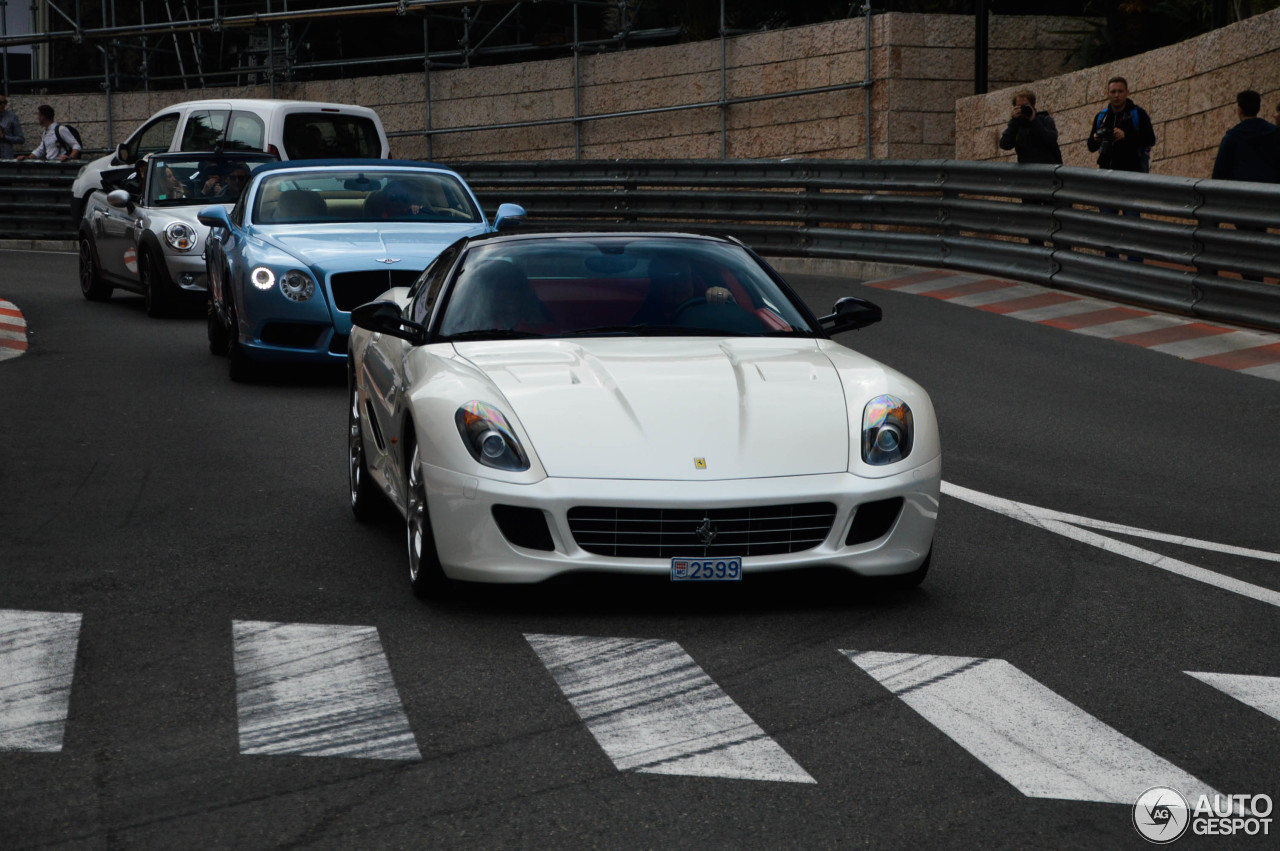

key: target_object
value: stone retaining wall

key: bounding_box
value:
[8,13,1088,163]
[956,8,1280,178]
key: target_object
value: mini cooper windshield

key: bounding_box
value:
[251,169,483,225]
[144,154,277,207]
[437,237,819,341]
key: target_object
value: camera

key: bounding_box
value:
[1017,104,1033,119]
[1096,128,1114,141]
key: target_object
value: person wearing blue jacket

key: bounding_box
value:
[1211,90,1280,184]
[1087,77,1156,172]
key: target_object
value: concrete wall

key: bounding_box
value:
[956,8,1280,178]
[9,13,1088,164]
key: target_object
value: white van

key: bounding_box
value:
[72,98,390,219]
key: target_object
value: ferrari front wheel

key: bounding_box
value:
[405,439,448,598]
[348,379,381,521]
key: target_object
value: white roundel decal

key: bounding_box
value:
[123,247,138,274]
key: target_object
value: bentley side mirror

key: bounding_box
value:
[818,296,882,334]
[197,206,233,231]
[493,203,527,232]
[351,301,428,346]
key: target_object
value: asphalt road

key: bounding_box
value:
[1,248,1278,850]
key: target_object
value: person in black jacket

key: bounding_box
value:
[1087,77,1156,172]
[999,90,1062,164]
[1211,90,1280,184]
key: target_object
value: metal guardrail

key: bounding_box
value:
[4,158,1277,331]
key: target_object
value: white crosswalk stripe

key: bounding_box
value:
[232,620,420,760]
[843,650,1222,805]
[1186,672,1280,723]
[526,633,815,783]
[0,609,82,753]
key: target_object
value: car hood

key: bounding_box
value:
[256,224,486,273]
[454,337,878,480]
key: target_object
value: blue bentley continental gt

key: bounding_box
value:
[198,159,525,381]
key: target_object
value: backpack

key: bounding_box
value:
[53,122,82,156]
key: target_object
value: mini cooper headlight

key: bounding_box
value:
[250,266,276,291]
[279,270,315,302]
[862,395,914,466]
[455,401,529,472]
[164,222,197,251]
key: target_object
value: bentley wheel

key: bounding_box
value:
[78,237,112,302]
[405,440,447,598]
[348,379,380,521]
[140,249,172,318]
[206,295,228,354]
[226,297,254,383]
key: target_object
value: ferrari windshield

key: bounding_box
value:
[145,154,277,207]
[437,237,817,340]
[251,170,482,225]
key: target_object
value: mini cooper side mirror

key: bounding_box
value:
[819,296,882,334]
[351,301,428,346]
[106,189,133,210]
[493,203,527,232]
[197,206,233,231]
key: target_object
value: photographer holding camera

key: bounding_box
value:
[999,90,1062,164]
[1087,76,1156,172]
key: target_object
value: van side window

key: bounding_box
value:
[180,110,229,151]
[123,113,180,162]
[226,112,266,151]
[283,113,381,159]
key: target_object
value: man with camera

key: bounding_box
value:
[999,90,1062,164]
[1087,77,1156,172]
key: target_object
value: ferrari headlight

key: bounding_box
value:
[862,395,913,466]
[455,401,529,472]
[164,222,197,251]
[279,270,315,302]
[250,266,275,291]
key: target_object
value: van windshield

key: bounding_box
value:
[283,113,382,159]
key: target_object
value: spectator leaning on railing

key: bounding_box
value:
[16,105,81,162]
[0,95,25,159]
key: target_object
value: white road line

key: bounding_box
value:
[526,633,815,783]
[1001,298,1108,322]
[843,650,1220,805]
[1151,331,1277,359]
[1185,672,1280,723]
[1072,315,1189,339]
[0,610,82,753]
[232,621,420,760]
[942,481,1280,609]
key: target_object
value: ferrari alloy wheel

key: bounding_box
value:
[78,237,112,302]
[405,440,447,598]
[348,380,380,521]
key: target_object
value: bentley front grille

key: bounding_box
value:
[567,502,837,558]
[328,269,422,312]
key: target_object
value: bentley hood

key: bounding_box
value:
[258,223,486,274]
[455,338,888,480]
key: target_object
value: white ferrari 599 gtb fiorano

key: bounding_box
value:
[347,231,940,596]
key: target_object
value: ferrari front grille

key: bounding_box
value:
[329,269,422,312]
[567,502,837,558]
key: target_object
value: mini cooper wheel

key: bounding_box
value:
[405,440,448,597]
[140,249,173,318]
[348,380,381,521]
[78,237,113,302]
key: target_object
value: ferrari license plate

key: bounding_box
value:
[671,557,742,582]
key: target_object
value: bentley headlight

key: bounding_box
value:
[164,222,197,251]
[456,401,529,472]
[250,266,275,291]
[862,395,914,466]
[279,270,315,302]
